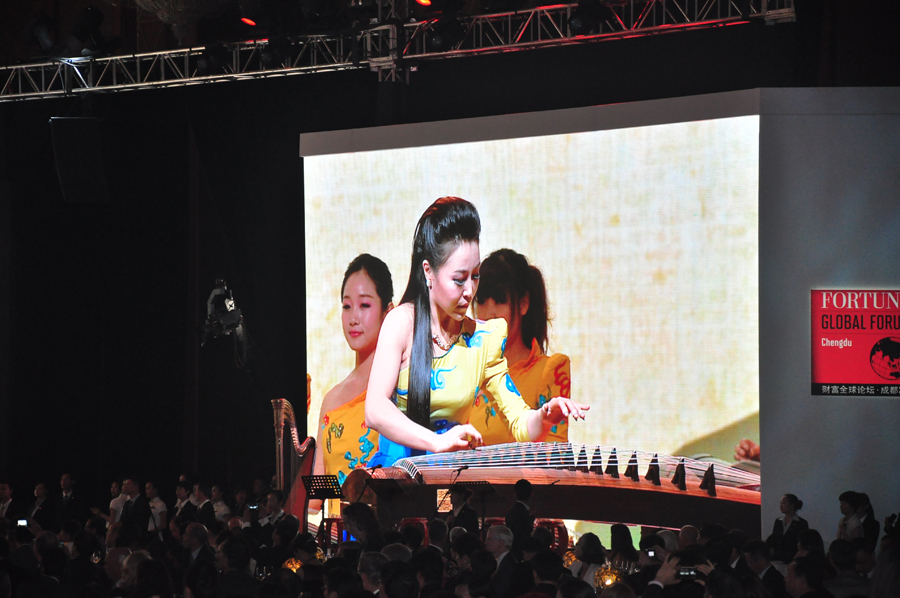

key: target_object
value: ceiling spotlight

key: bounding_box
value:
[568,0,615,36]
[428,17,466,52]
[240,0,263,27]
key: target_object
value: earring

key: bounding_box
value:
[427,280,432,290]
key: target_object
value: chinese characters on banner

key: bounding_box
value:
[811,290,900,396]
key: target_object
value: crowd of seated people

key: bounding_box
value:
[1,476,899,598]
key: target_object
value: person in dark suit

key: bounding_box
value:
[505,479,534,560]
[446,485,479,536]
[485,525,517,598]
[768,494,809,563]
[744,539,789,598]
[251,490,287,549]
[172,481,198,526]
[181,523,215,571]
[26,483,57,532]
[54,474,89,532]
[0,482,24,525]
[193,483,217,528]
[119,478,152,538]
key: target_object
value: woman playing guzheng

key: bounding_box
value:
[365,197,588,466]
[472,249,571,445]
[311,254,393,513]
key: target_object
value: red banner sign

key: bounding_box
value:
[811,290,900,396]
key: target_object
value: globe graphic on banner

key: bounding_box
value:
[870,337,900,380]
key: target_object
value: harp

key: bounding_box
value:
[271,397,316,529]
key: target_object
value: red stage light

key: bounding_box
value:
[416,0,432,5]
[241,17,257,26]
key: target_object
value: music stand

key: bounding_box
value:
[302,475,344,501]
[301,475,343,538]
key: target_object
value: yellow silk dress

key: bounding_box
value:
[471,341,571,445]
[369,317,533,466]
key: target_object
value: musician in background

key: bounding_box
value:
[473,249,571,444]
[365,197,588,465]
[505,479,534,559]
[311,254,394,515]
[446,484,479,536]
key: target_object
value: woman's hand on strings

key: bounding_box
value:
[432,424,483,453]
[541,397,590,424]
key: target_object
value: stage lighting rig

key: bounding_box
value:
[197,43,230,75]
[428,17,467,52]
[568,0,616,36]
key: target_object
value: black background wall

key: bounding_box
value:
[0,0,898,507]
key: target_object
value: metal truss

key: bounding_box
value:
[0,0,793,101]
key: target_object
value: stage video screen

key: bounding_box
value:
[303,115,760,464]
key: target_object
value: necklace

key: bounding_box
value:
[432,331,460,351]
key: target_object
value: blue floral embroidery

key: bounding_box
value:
[358,428,375,465]
[431,366,455,390]
[504,374,522,397]
[346,451,359,469]
[501,337,507,354]
[337,471,347,485]
[463,330,489,348]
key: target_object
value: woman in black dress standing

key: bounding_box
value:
[768,493,808,562]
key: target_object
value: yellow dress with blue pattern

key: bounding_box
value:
[320,392,379,484]
[470,341,571,445]
[368,317,532,466]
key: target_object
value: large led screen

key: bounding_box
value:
[303,115,760,464]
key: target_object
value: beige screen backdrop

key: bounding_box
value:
[304,116,759,460]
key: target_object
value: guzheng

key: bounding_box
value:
[342,443,761,535]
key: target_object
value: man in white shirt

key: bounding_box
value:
[211,485,232,522]
[145,481,168,539]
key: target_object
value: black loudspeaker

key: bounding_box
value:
[49,117,111,203]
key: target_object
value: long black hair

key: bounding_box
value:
[400,197,481,428]
[475,249,550,353]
